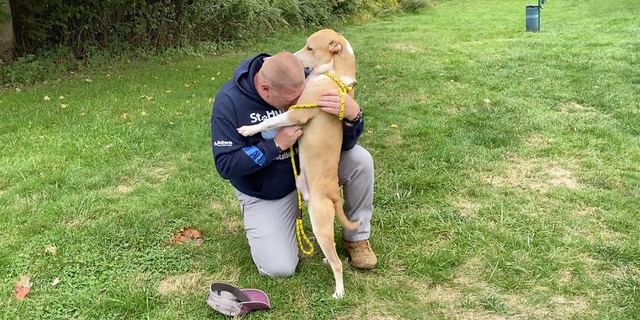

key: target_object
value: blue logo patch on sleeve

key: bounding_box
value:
[243,146,266,166]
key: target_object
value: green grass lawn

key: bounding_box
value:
[2,0,640,319]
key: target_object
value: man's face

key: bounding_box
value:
[268,84,305,111]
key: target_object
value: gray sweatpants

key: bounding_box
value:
[234,145,374,277]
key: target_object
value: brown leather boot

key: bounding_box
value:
[342,239,377,270]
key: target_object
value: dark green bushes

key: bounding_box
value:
[2,0,431,86]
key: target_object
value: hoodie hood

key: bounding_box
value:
[234,53,271,105]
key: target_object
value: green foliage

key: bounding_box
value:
[398,0,432,12]
[10,0,403,57]
[1,0,410,86]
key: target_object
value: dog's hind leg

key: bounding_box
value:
[309,196,344,299]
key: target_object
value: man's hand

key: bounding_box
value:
[317,90,360,121]
[274,126,303,150]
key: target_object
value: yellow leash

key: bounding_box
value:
[288,72,356,255]
[290,146,314,255]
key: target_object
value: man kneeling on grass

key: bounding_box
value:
[210,52,377,277]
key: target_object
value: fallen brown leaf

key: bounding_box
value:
[367,129,374,134]
[15,275,31,300]
[170,227,204,245]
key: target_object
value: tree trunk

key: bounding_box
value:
[0,0,16,62]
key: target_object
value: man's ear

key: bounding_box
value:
[328,41,342,54]
[260,82,271,97]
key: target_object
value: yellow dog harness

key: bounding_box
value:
[287,72,356,255]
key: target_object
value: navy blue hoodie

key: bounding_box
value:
[211,53,364,200]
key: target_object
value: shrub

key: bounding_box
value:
[2,0,423,86]
[398,0,432,12]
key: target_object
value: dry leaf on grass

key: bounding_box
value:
[15,275,31,300]
[44,246,58,255]
[170,227,204,245]
[52,278,60,286]
[390,124,398,128]
[367,129,374,134]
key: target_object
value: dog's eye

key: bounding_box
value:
[306,46,312,51]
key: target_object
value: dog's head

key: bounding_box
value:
[294,29,353,73]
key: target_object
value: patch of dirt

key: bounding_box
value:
[392,43,421,53]
[450,310,509,320]
[158,267,240,295]
[367,316,401,320]
[116,185,133,193]
[483,156,581,193]
[547,167,580,190]
[559,102,591,113]
[418,284,462,304]
[11,192,45,209]
[384,132,404,148]
[540,295,593,319]
[453,197,480,217]
[575,206,599,216]
[211,200,224,210]
[572,207,625,244]
[443,106,459,114]
[453,258,489,288]
[63,218,87,229]
[148,166,176,182]
[158,272,205,294]
[452,38,519,49]
[558,269,574,286]
[221,215,243,234]
[525,134,551,148]
[410,256,597,319]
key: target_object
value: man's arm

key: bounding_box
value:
[342,116,364,150]
[211,95,281,179]
[212,115,281,179]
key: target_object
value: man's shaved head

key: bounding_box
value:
[260,52,305,91]
[254,51,306,110]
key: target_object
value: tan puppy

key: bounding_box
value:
[237,29,360,299]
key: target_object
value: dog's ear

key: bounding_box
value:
[328,41,342,54]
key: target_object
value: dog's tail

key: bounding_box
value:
[331,194,362,231]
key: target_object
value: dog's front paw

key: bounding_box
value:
[237,125,259,137]
[332,288,344,299]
